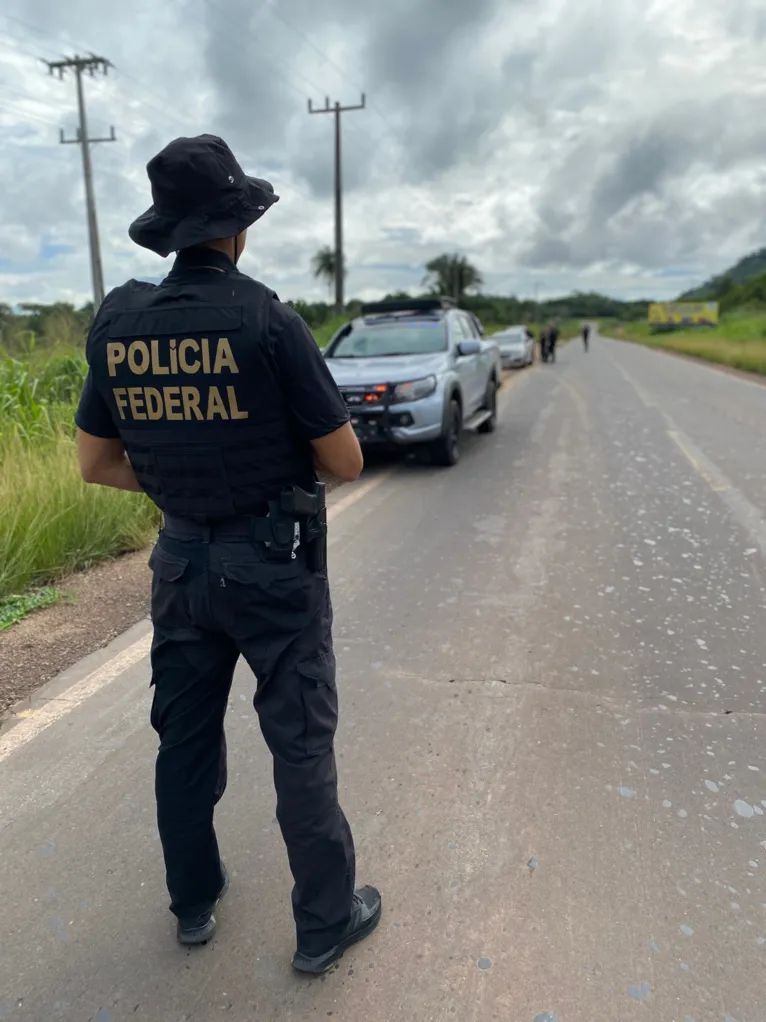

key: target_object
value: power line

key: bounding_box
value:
[0,98,59,128]
[200,0,399,168]
[262,1,401,143]
[0,17,65,59]
[0,79,62,113]
[0,13,193,139]
[309,94,366,313]
[2,1,401,183]
[45,54,116,309]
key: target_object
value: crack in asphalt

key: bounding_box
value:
[392,670,766,719]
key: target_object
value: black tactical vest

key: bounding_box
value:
[86,254,316,517]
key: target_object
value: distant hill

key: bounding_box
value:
[680,248,766,300]
[718,269,766,313]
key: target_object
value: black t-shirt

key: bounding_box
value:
[75,248,350,513]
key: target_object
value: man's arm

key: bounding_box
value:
[74,367,143,491]
[76,429,144,492]
[272,309,363,483]
[311,422,363,482]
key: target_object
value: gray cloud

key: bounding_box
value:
[2,0,765,305]
[358,0,498,91]
[523,86,766,273]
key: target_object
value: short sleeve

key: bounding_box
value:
[271,310,350,440]
[75,369,120,439]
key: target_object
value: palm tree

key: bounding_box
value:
[311,246,344,299]
[423,253,483,301]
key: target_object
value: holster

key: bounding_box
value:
[278,482,327,572]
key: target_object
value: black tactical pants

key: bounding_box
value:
[147,519,355,955]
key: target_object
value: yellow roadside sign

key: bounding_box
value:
[648,302,719,327]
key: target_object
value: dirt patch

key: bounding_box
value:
[0,549,153,719]
[0,476,346,719]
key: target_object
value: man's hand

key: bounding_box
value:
[76,429,144,493]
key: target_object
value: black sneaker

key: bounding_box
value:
[176,863,230,946]
[292,886,382,975]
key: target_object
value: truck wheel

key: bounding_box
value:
[478,377,498,434]
[430,399,462,466]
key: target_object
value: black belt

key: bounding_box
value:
[162,513,291,543]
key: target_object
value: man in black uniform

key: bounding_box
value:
[546,320,560,363]
[539,326,549,363]
[582,323,591,351]
[74,134,381,975]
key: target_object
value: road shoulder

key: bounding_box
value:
[612,332,766,387]
[0,548,153,720]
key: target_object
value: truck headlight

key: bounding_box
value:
[392,375,437,403]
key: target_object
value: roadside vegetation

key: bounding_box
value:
[0,346,159,625]
[613,313,766,374]
[612,269,766,375]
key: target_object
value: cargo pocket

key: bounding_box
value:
[221,559,309,614]
[148,546,190,580]
[148,546,190,628]
[297,651,338,755]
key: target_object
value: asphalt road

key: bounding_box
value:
[2,333,765,1022]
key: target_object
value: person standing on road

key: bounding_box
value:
[582,323,591,352]
[547,321,560,363]
[73,134,382,975]
[539,325,549,362]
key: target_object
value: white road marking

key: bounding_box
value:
[0,632,152,763]
[610,358,656,407]
[327,469,394,522]
[563,379,590,426]
[611,346,766,558]
[666,419,766,557]
[666,429,729,494]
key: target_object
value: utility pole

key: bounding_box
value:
[45,55,116,310]
[308,94,365,315]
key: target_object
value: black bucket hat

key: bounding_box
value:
[128,134,279,258]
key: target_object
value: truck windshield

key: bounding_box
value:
[330,321,447,358]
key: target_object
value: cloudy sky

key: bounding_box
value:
[1,0,765,308]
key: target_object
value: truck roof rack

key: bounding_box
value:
[360,296,457,316]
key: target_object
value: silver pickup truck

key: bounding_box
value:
[323,297,502,466]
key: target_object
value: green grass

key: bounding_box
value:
[0,587,64,631]
[0,349,160,608]
[313,317,347,348]
[613,312,766,375]
[0,434,159,602]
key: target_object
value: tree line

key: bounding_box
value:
[303,250,649,328]
[0,253,651,354]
